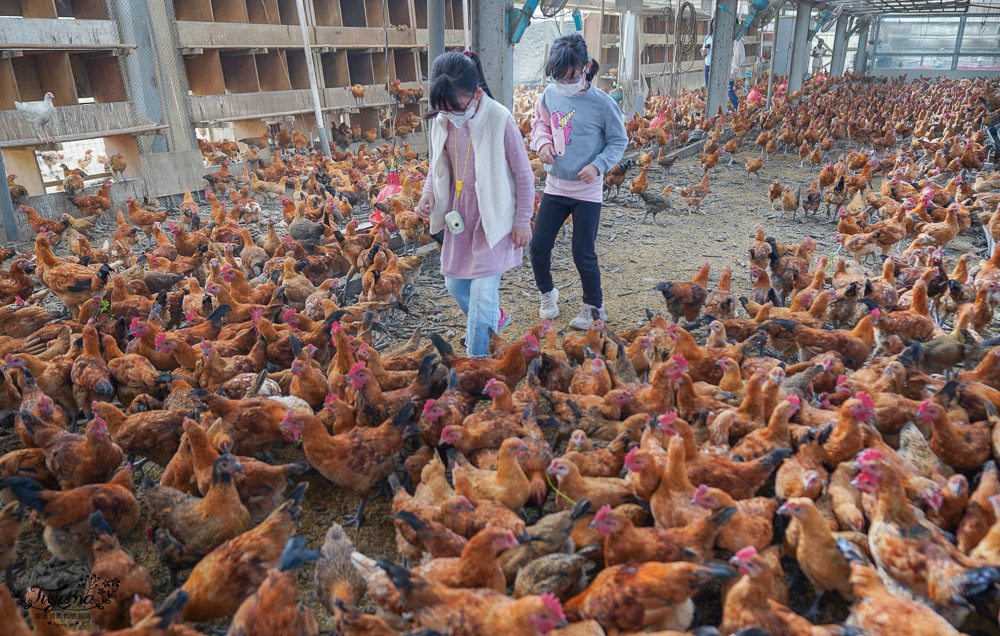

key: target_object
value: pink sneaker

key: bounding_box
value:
[497,307,511,333]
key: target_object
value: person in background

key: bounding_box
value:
[415,51,534,357]
[811,38,831,77]
[529,33,628,329]
[729,34,746,111]
[701,19,714,87]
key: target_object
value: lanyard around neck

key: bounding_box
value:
[451,125,473,203]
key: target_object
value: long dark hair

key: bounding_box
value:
[426,51,492,117]
[545,33,599,83]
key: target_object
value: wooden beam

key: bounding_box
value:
[0,124,168,149]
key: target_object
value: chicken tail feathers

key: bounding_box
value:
[376,559,415,594]
[0,476,48,512]
[206,304,231,324]
[427,332,454,360]
[759,447,793,470]
[89,510,114,536]
[149,589,189,629]
[278,536,322,572]
[283,482,308,520]
[836,535,869,565]
[570,497,593,521]
[389,509,426,532]
[708,505,738,528]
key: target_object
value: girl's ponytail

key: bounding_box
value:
[586,57,600,82]
[464,50,494,99]
[426,50,492,117]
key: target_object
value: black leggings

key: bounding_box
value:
[530,193,603,307]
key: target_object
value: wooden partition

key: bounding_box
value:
[20,0,57,18]
[85,57,127,103]
[363,0,382,27]
[450,0,462,32]
[277,0,297,24]
[286,50,309,89]
[346,51,374,85]
[393,50,417,82]
[371,50,390,84]
[211,0,248,23]
[386,0,409,26]
[340,0,364,26]
[221,52,260,93]
[313,0,341,26]
[413,0,426,29]
[246,0,270,24]
[0,0,19,16]
[256,51,292,91]
[70,0,107,18]
[0,59,16,109]
[174,0,213,21]
[322,50,350,87]
[185,50,225,95]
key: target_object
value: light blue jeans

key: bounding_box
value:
[444,274,501,357]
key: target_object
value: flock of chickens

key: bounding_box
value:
[0,71,999,635]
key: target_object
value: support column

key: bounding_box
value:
[830,14,848,76]
[0,150,20,243]
[706,0,736,116]
[787,1,811,95]
[854,20,870,73]
[471,0,514,109]
[428,0,445,69]
[114,0,195,153]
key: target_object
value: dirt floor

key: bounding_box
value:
[3,138,992,634]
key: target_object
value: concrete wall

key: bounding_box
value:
[2,179,147,244]
[140,149,207,198]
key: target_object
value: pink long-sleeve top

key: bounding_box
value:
[422,115,535,280]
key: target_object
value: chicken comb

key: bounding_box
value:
[540,593,566,622]
[734,546,758,561]
[854,391,875,411]
[129,317,141,331]
[154,333,166,347]
[524,333,539,346]
[283,308,297,321]
[870,308,881,320]
[857,448,883,463]
[251,308,264,322]
[593,504,613,522]
[331,321,343,333]
[348,361,367,376]
[670,354,688,368]
[786,395,800,406]
[624,446,640,467]
[694,483,709,500]
[422,398,437,414]
[14,296,24,307]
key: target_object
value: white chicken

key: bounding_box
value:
[14,91,56,143]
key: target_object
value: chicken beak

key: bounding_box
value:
[776,503,791,516]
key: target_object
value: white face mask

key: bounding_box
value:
[443,98,477,127]
[553,76,586,97]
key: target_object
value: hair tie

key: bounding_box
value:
[462,50,473,59]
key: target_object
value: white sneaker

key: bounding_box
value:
[539,288,559,319]
[568,303,607,330]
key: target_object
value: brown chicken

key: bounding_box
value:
[654,261,711,322]
[181,482,307,622]
[88,510,155,629]
[281,404,415,528]
[146,452,251,571]
[0,464,139,559]
[229,536,320,636]
[565,560,736,632]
